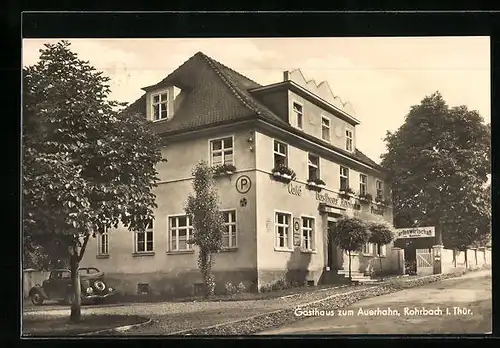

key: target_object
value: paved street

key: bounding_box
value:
[258,270,492,335]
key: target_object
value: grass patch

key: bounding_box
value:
[22,314,147,336]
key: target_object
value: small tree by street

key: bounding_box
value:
[22,41,163,323]
[329,218,370,280]
[368,222,395,275]
[185,160,225,298]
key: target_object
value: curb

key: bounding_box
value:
[79,317,154,336]
[171,268,488,335]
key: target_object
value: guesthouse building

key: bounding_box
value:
[81,52,401,296]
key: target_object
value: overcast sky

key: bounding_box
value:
[22,37,490,164]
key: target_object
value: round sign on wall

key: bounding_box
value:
[236,175,252,194]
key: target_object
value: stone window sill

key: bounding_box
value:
[220,247,238,252]
[132,252,155,257]
[301,249,317,254]
[96,254,109,259]
[274,247,294,253]
[166,250,195,255]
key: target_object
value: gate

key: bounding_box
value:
[416,248,433,276]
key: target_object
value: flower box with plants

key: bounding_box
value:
[271,164,296,183]
[212,163,237,177]
[375,195,391,206]
[358,192,373,204]
[339,187,355,200]
[306,178,326,191]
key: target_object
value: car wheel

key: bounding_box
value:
[30,292,44,305]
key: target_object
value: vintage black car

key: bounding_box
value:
[28,267,116,305]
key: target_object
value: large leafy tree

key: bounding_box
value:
[22,41,163,322]
[381,92,490,250]
[185,160,225,298]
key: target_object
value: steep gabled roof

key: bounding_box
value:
[124,52,383,171]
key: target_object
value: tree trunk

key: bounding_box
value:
[348,250,352,280]
[70,252,82,323]
[379,245,383,276]
[199,250,215,299]
[464,249,468,269]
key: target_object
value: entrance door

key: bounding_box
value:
[327,220,338,270]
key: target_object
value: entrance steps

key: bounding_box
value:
[337,269,379,284]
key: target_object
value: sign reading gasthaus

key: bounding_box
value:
[395,226,435,239]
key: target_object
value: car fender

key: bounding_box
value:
[28,284,48,299]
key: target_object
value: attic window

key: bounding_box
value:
[151,90,169,121]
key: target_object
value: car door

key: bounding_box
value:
[42,271,59,298]
[56,270,72,298]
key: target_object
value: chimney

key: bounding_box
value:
[283,71,290,82]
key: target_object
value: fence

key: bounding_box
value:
[440,247,491,274]
[23,269,50,298]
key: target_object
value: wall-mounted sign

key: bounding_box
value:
[287,183,302,196]
[236,175,251,194]
[395,226,435,240]
[293,217,301,246]
[315,192,361,211]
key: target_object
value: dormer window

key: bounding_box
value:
[146,85,181,122]
[152,91,169,121]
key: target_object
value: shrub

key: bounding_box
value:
[224,282,237,295]
[225,281,247,295]
[236,282,246,293]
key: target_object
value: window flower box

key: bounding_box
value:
[375,195,391,206]
[212,163,236,177]
[271,165,296,183]
[306,178,326,191]
[339,187,355,200]
[358,192,373,204]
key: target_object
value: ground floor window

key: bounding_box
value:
[222,210,237,249]
[376,244,387,257]
[362,242,374,255]
[301,216,315,251]
[135,220,154,253]
[169,215,193,251]
[275,211,291,249]
[97,226,108,256]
